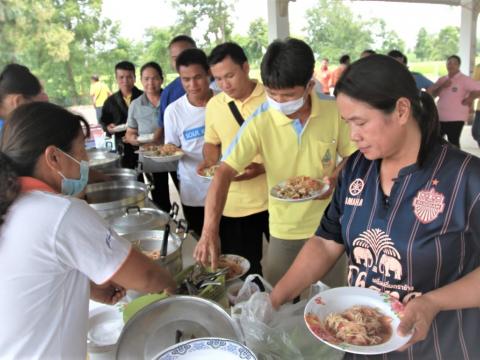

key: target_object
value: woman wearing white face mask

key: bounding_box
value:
[0,102,175,359]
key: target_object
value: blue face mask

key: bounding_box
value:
[57,149,89,196]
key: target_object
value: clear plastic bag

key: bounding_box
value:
[232,281,344,360]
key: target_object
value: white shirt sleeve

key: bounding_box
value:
[164,103,181,147]
[54,199,131,284]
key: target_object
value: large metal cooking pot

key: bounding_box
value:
[88,147,121,170]
[116,296,243,359]
[121,221,188,276]
[85,180,150,218]
[101,168,138,182]
[106,206,170,235]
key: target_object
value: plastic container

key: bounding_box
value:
[87,306,124,360]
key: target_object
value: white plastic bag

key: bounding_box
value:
[232,282,344,360]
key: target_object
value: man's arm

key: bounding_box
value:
[125,127,139,146]
[193,162,238,269]
[270,236,345,309]
[428,78,451,98]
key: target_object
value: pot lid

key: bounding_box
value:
[116,296,243,359]
[108,207,169,235]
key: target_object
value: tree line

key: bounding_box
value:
[0,0,461,106]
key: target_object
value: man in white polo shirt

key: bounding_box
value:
[164,48,213,237]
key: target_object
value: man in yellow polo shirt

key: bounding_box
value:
[198,42,268,275]
[194,38,357,286]
[90,75,111,122]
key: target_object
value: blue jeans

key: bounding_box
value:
[94,106,103,122]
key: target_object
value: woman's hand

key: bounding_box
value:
[90,281,126,305]
[397,294,440,351]
[314,176,335,200]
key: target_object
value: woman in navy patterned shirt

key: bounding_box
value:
[270,55,480,359]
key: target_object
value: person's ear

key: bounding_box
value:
[242,61,250,75]
[395,97,411,125]
[44,145,62,172]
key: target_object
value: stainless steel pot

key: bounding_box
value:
[106,206,170,235]
[116,296,243,360]
[88,147,121,170]
[101,168,138,182]
[122,220,188,276]
[85,180,150,218]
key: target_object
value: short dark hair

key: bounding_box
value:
[260,38,314,89]
[115,61,135,73]
[140,62,164,80]
[208,42,248,67]
[91,75,99,81]
[339,54,350,65]
[387,50,407,65]
[334,55,440,166]
[176,48,209,73]
[361,49,376,56]
[447,55,461,65]
[0,64,41,103]
[0,102,90,227]
[168,35,197,49]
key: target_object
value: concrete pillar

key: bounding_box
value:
[459,0,478,75]
[267,0,291,43]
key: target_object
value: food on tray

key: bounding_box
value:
[306,305,393,346]
[199,164,220,177]
[273,176,323,199]
[140,144,182,157]
[218,256,243,280]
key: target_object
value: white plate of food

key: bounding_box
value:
[111,124,128,133]
[143,144,184,163]
[197,164,220,179]
[304,286,411,355]
[136,133,155,144]
[218,254,250,282]
[270,176,329,202]
[157,337,257,360]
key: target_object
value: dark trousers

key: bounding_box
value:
[182,204,204,238]
[472,111,480,147]
[148,172,171,213]
[219,210,269,276]
[440,121,464,148]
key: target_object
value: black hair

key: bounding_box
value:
[0,102,90,228]
[260,38,314,89]
[140,62,164,80]
[91,74,99,81]
[115,61,136,73]
[176,48,209,73]
[168,35,197,49]
[361,49,376,57]
[0,64,41,104]
[387,50,407,65]
[339,54,350,65]
[208,42,248,67]
[334,55,441,166]
[447,55,461,65]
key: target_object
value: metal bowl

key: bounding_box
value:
[88,148,120,170]
[85,180,149,217]
[116,296,243,360]
[101,168,138,182]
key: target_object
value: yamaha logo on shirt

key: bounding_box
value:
[345,178,364,206]
[183,126,205,140]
